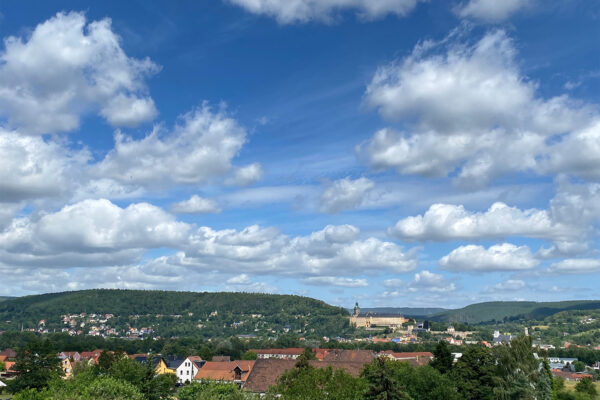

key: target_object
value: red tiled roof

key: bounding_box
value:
[322,349,376,363]
[244,359,368,393]
[194,361,255,382]
[249,348,305,355]
[552,370,593,381]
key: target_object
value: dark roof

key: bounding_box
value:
[244,359,367,393]
[166,358,185,369]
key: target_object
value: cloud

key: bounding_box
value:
[547,259,600,275]
[383,278,403,288]
[225,0,425,24]
[303,276,368,287]
[156,224,417,276]
[0,129,89,203]
[439,243,539,272]
[388,202,576,243]
[226,273,252,285]
[454,0,531,22]
[319,177,374,213]
[409,270,456,292]
[0,11,158,134]
[226,163,264,186]
[170,195,221,214]
[95,105,247,187]
[359,29,594,186]
[484,279,526,293]
[0,198,190,267]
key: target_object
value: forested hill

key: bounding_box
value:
[0,289,350,337]
[0,296,13,302]
[429,300,600,324]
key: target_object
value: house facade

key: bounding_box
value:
[349,303,407,328]
[176,356,205,383]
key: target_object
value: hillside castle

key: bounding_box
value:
[349,303,407,328]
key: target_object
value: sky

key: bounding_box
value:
[1,0,600,309]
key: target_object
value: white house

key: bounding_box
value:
[176,356,205,383]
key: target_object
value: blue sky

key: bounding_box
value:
[1,0,600,308]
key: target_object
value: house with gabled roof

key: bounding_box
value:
[244,359,367,394]
[176,356,205,383]
[194,361,255,385]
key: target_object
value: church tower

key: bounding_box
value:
[353,302,360,317]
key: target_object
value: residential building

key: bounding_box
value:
[248,348,305,360]
[194,361,255,385]
[176,356,205,383]
[244,359,366,394]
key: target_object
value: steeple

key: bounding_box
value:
[353,302,360,316]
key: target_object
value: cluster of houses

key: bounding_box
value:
[57,313,154,338]
[0,346,436,394]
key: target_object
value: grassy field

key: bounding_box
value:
[564,379,600,392]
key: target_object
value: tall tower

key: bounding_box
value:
[353,302,360,317]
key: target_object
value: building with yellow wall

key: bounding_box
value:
[349,303,407,328]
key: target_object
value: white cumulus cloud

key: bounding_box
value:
[95,105,247,187]
[439,243,539,272]
[0,11,158,134]
[547,259,600,275]
[319,177,374,213]
[409,270,456,292]
[388,202,575,242]
[170,195,221,214]
[359,29,594,186]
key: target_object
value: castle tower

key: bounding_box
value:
[353,302,360,317]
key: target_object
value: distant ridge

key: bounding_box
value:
[428,300,600,324]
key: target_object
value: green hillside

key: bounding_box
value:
[430,300,600,324]
[0,296,13,302]
[0,289,350,338]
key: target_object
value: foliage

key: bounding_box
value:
[574,361,587,372]
[269,364,366,400]
[178,381,255,400]
[0,289,350,339]
[361,357,411,400]
[241,351,257,360]
[8,338,62,394]
[576,378,598,398]
[451,345,499,400]
[430,340,453,374]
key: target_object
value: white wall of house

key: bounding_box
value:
[176,358,201,383]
